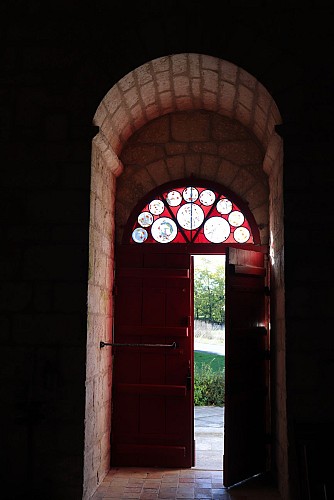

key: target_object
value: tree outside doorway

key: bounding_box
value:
[193,255,225,406]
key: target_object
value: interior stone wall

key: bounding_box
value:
[83,141,116,499]
[3,4,333,500]
[265,134,287,498]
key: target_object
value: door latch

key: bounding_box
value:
[186,371,192,391]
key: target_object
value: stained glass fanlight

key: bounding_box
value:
[129,183,257,245]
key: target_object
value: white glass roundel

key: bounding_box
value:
[234,226,250,243]
[228,210,244,227]
[132,227,148,243]
[177,203,204,230]
[166,190,182,206]
[217,198,233,214]
[199,189,215,206]
[183,187,199,202]
[151,217,177,243]
[138,211,153,227]
[204,217,230,243]
[148,199,165,215]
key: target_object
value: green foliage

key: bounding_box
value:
[194,353,225,406]
[195,351,225,372]
[194,258,225,323]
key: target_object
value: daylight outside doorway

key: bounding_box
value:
[193,255,225,470]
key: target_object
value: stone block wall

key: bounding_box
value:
[83,141,116,499]
[265,134,288,498]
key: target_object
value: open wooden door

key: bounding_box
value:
[111,245,194,467]
[223,247,269,487]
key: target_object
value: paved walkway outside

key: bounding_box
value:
[194,341,225,355]
[194,406,224,470]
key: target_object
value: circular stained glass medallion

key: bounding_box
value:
[149,199,165,215]
[216,198,233,214]
[183,187,199,202]
[166,190,182,206]
[132,227,148,243]
[234,226,250,243]
[151,217,177,243]
[138,211,153,227]
[204,217,230,243]
[199,189,215,206]
[177,203,204,230]
[228,211,244,227]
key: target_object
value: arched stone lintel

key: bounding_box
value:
[93,54,282,156]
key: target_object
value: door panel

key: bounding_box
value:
[111,245,194,468]
[224,247,269,487]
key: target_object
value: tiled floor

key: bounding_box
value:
[91,467,282,499]
[91,407,282,499]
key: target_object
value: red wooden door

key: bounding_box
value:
[223,247,269,487]
[111,245,194,467]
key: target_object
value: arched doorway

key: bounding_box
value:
[83,54,285,499]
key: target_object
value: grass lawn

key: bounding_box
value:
[194,351,225,372]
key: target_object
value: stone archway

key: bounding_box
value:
[83,54,286,500]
